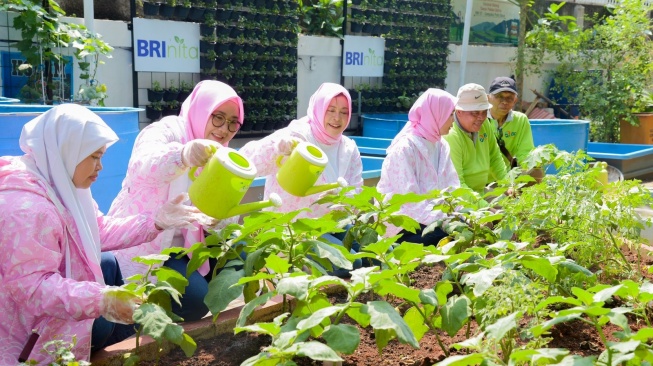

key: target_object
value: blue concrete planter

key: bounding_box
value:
[0,104,143,213]
[530,119,590,153]
[350,136,392,156]
[587,142,653,179]
[361,113,407,139]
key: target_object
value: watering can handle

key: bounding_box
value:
[188,145,218,181]
[188,167,198,181]
[276,155,284,168]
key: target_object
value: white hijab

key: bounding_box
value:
[19,104,119,284]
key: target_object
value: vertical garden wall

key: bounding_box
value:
[347,0,451,113]
[138,0,450,132]
[140,0,299,133]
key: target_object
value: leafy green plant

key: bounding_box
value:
[151,81,163,92]
[20,337,90,366]
[179,80,193,93]
[121,254,197,365]
[524,0,653,142]
[297,0,344,37]
[1,0,113,105]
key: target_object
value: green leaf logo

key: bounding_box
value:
[174,36,184,44]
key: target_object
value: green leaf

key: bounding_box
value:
[366,301,419,348]
[521,255,558,283]
[312,240,352,270]
[323,324,360,354]
[237,292,275,328]
[265,253,291,275]
[461,266,504,297]
[404,306,429,341]
[133,254,169,266]
[375,279,421,303]
[205,269,244,318]
[530,313,581,337]
[178,333,197,357]
[154,266,188,295]
[133,303,174,342]
[485,312,521,341]
[435,353,485,366]
[441,295,471,337]
[419,289,438,306]
[276,275,311,301]
[296,305,342,331]
[295,341,343,362]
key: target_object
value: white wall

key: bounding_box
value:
[446,44,557,102]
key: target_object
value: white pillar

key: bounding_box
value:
[459,0,474,87]
[84,0,95,34]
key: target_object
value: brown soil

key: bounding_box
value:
[143,261,651,366]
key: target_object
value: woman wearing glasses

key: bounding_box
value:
[377,88,460,245]
[108,80,244,321]
[444,83,507,193]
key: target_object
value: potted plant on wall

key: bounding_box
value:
[148,80,165,102]
[143,0,161,16]
[146,100,164,121]
[177,80,194,102]
[164,80,180,102]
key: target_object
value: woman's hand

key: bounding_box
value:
[181,139,221,167]
[154,193,215,231]
[99,287,141,324]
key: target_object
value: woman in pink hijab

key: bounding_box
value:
[377,88,460,245]
[239,82,363,277]
[108,80,244,321]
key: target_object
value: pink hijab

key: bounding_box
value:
[178,80,244,146]
[306,82,352,145]
[406,88,457,142]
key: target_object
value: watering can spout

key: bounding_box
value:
[303,177,348,197]
[226,193,283,217]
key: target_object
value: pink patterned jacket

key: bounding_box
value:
[0,156,159,364]
[239,121,363,219]
[108,117,192,279]
[377,133,460,237]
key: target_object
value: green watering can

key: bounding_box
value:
[189,147,281,219]
[276,141,347,197]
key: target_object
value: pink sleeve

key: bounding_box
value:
[2,199,103,321]
[97,210,161,251]
[238,130,300,177]
[127,123,187,186]
[439,140,461,188]
[378,142,446,232]
[345,144,364,191]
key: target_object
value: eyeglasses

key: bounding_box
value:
[211,113,241,133]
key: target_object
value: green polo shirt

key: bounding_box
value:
[444,118,508,193]
[488,110,535,169]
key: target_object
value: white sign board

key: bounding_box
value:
[133,18,200,73]
[342,35,385,77]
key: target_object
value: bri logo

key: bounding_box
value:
[345,48,384,66]
[137,36,199,60]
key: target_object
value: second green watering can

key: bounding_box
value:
[189,146,281,219]
[276,141,347,197]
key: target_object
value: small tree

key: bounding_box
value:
[524,0,653,142]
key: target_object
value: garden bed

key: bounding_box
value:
[128,255,653,366]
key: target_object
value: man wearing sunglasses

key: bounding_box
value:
[444,83,507,193]
[487,77,535,170]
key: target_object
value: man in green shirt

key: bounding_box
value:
[444,83,507,193]
[487,76,535,169]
